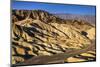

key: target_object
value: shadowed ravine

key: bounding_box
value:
[15,40,95,65]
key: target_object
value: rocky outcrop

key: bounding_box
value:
[12,10,96,64]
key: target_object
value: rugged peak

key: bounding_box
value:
[31,9,52,15]
[12,10,64,23]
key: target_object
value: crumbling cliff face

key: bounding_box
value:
[12,10,96,64]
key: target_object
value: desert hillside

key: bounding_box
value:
[54,14,96,25]
[12,10,96,65]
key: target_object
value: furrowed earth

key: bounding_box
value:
[12,10,96,65]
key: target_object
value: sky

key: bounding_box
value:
[12,1,96,15]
